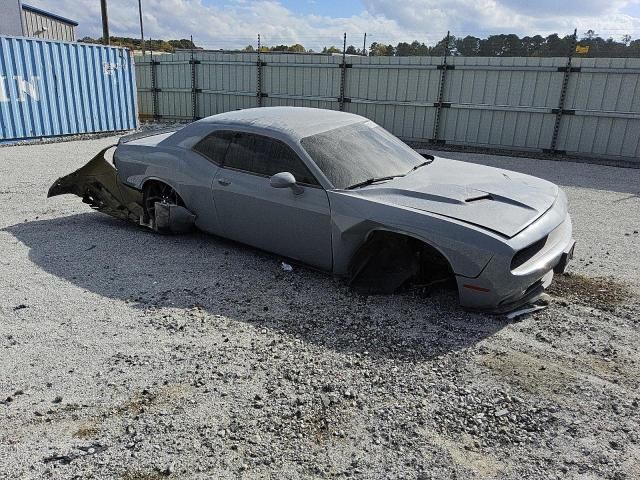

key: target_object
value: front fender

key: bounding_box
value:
[329,190,498,277]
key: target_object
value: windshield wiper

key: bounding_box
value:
[407,158,434,174]
[345,175,402,190]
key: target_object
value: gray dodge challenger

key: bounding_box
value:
[48,107,575,312]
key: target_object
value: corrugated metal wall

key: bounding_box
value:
[135,52,640,164]
[0,35,137,141]
[21,9,76,42]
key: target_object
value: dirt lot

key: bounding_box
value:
[1,136,639,479]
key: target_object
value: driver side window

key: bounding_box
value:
[224,132,320,186]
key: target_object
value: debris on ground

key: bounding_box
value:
[43,443,108,465]
[506,304,547,320]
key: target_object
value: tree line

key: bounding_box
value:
[368,32,640,57]
[255,32,640,57]
[79,37,198,52]
[80,32,640,57]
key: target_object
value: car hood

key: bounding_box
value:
[352,158,559,238]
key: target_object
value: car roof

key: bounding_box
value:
[197,106,367,140]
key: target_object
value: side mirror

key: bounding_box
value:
[270,171,303,194]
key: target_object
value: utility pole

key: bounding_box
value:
[100,0,110,45]
[257,34,263,107]
[548,28,578,153]
[431,31,450,144]
[138,0,145,55]
[339,32,347,111]
[362,32,367,56]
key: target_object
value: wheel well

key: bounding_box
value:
[142,178,172,194]
[141,179,184,200]
[349,230,455,294]
[141,179,184,220]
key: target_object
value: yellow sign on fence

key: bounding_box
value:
[576,45,590,54]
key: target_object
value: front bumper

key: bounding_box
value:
[457,210,575,313]
[553,240,575,274]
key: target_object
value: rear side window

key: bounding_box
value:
[224,132,319,186]
[193,131,233,164]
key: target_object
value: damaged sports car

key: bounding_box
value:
[48,107,575,312]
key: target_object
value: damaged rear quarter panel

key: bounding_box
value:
[47,146,144,223]
[115,143,223,234]
[115,145,180,191]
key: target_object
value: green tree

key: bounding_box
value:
[431,35,455,56]
[322,46,342,54]
[413,40,430,56]
[168,39,198,50]
[583,29,597,40]
[457,36,480,56]
[395,41,413,56]
[521,35,545,56]
[629,39,640,57]
[369,43,395,56]
[481,34,524,56]
[543,33,573,56]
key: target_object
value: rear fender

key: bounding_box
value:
[47,145,144,223]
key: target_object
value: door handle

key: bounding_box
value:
[217,178,231,186]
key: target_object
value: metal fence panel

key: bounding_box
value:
[1,35,137,141]
[134,52,639,164]
[344,57,440,140]
[556,57,640,158]
[263,54,341,105]
[437,57,565,151]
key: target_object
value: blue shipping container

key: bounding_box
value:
[0,35,138,141]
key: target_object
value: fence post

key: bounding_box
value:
[547,29,578,154]
[339,32,349,111]
[431,31,451,144]
[256,34,264,107]
[150,45,159,120]
[190,35,199,121]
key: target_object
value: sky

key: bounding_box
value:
[27,0,640,50]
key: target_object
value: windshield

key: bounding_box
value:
[300,121,426,189]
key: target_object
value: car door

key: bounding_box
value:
[183,130,235,234]
[212,131,332,271]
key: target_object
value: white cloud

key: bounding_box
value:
[27,0,640,50]
[363,0,640,39]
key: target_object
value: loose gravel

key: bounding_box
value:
[1,136,639,479]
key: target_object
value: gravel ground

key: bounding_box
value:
[1,136,639,480]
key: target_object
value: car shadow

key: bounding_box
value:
[3,212,508,361]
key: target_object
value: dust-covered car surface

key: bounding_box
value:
[48,107,574,312]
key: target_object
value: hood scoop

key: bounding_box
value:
[354,163,559,237]
[465,194,493,203]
